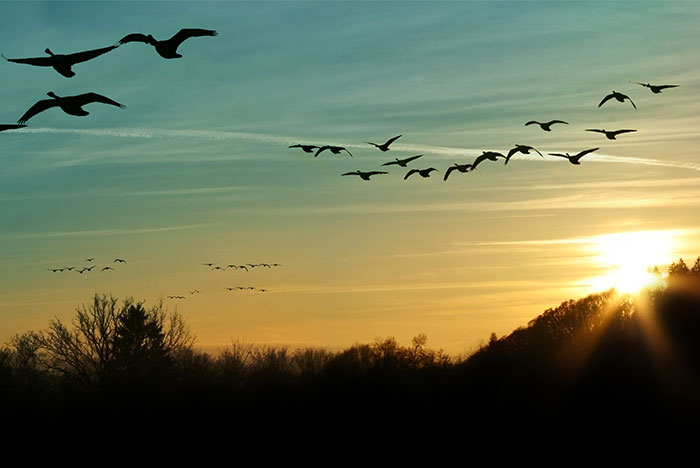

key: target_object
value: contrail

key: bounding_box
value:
[18,127,700,172]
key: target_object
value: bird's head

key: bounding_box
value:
[44,48,54,56]
[46,91,59,99]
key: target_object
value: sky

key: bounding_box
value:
[1,1,700,354]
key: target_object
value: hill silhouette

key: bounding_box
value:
[2,258,700,457]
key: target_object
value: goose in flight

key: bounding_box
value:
[548,148,599,165]
[63,267,76,271]
[631,81,679,94]
[258,289,268,293]
[85,265,96,271]
[585,128,636,140]
[47,268,61,273]
[472,151,506,170]
[17,92,125,125]
[203,262,217,267]
[289,144,319,153]
[167,295,186,299]
[76,267,89,274]
[271,263,283,267]
[0,124,25,132]
[315,145,353,158]
[365,135,402,151]
[598,91,636,109]
[505,145,543,165]
[85,258,94,262]
[381,154,423,167]
[525,120,568,132]
[404,168,438,180]
[237,265,249,272]
[258,263,272,268]
[443,163,474,181]
[113,258,126,263]
[211,266,226,271]
[101,266,114,272]
[189,290,200,294]
[341,170,388,181]
[118,28,218,59]
[2,45,118,78]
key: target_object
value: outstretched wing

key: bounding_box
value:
[401,154,423,164]
[626,96,637,109]
[404,169,418,180]
[314,146,329,157]
[170,28,218,46]
[612,129,636,136]
[656,84,679,90]
[574,147,599,158]
[443,166,456,181]
[0,124,25,132]
[548,153,569,159]
[341,147,353,157]
[17,99,59,124]
[364,141,379,148]
[380,160,398,167]
[341,171,359,177]
[585,129,605,134]
[67,45,118,64]
[119,33,151,45]
[472,154,488,169]
[289,144,302,148]
[383,134,402,147]
[598,93,614,107]
[74,92,125,108]
[531,147,543,157]
[524,121,539,126]
[549,120,568,125]
[367,171,388,176]
[2,53,53,66]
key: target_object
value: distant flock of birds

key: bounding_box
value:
[165,262,283,299]
[0,28,217,128]
[46,257,126,274]
[288,84,678,181]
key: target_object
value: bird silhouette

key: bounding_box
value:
[471,151,506,170]
[404,168,438,180]
[64,267,75,271]
[114,258,126,264]
[101,266,114,272]
[258,263,272,268]
[167,295,186,299]
[341,170,388,181]
[381,155,423,167]
[315,145,353,158]
[585,129,636,140]
[47,268,61,273]
[271,263,283,267]
[365,135,402,151]
[211,266,226,271]
[203,262,217,267]
[598,91,636,109]
[17,92,125,125]
[189,290,200,294]
[0,124,25,132]
[76,268,89,274]
[548,148,599,165]
[631,81,679,94]
[85,258,94,262]
[237,265,249,272]
[226,264,237,269]
[2,45,118,78]
[505,145,543,165]
[225,287,237,291]
[289,144,319,153]
[118,28,218,59]
[258,289,268,293]
[525,120,568,131]
[443,163,474,181]
[86,265,96,271]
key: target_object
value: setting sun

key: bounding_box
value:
[588,230,677,293]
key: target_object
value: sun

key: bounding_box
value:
[588,230,675,294]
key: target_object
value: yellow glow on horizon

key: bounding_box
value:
[587,230,676,294]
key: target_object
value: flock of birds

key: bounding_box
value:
[0,28,217,128]
[46,257,127,274]
[164,262,282,300]
[288,85,678,181]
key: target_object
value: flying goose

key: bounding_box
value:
[315,145,353,158]
[365,135,402,151]
[118,28,218,59]
[548,148,599,165]
[598,91,636,109]
[101,266,114,272]
[471,151,506,170]
[17,92,125,124]
[630,82,679,94]
[289,144,319,153]
[381,154,423,167]
[585,129,636,140]
[505,145,543,165]
[2,45,118,78]
[525,120,568,131]
[113,258,126,263]
[443,163,474,181]
[341,170,388,180]
[404,168,438,180]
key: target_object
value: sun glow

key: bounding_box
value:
[588,230,677,294]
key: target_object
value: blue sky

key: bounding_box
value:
[2,1,700,352]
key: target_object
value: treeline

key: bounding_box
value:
[2,258,700,455]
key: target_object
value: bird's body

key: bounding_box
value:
[365,135,402,152]
[289,144,319,153]
[631,82,679,94]
[404,168,438,180]
[101,266,113,272]
[2,46,118,78]
[258,289,268,293]
[585,129,636,140]
[86,265,96,271]
[114,258,126,264]
[548,148,599,165]
[118,28,217,59]
[203,263,217,267]
[211,266,225,271]
[271,263,283,267]
[381,154,423,167]
[525,120,568,132]
[0,124,25,132]
[315,145,353,158]
[341,170,388,180]
[444,163,474,181]
[238,265,249,272]
[85,258,94,262]
[599,90,636,109]
[472,151,506,170]
[18,92,125,124]
[505,145,542,165]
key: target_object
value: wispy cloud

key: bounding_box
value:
[0,223,214,240]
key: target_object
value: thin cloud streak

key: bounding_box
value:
[0,223,214,240]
